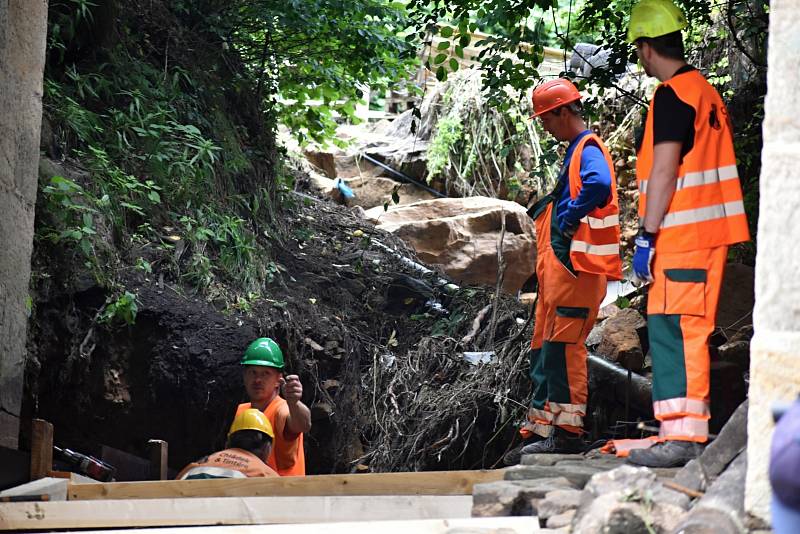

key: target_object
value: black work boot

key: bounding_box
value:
[626,440,703,468]
[519,427,585,455]
[503,435,545,466]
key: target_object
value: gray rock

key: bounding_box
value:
[545,509,576,529]
[537,488,583,519]
[674,400,748,492]
[573,491,687,534]
[673,452,747,534]
[471,478,575,517]
[520,453,584,467]
[504,464,603,488]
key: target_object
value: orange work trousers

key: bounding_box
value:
[646,245,728,442]
[523,200,606,438]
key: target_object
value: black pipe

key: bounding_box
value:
[359,153,448,199]
[588,353,652,413]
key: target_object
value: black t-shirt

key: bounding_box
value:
[636,65,696,159]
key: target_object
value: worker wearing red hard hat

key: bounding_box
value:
[507,78,622,462]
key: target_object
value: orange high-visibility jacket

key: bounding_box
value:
[637,70,750,252]
[567,133,623,280]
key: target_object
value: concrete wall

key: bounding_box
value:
[0,0,49,448]
[745,0,800,522]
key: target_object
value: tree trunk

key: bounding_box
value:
[0,0,49,449]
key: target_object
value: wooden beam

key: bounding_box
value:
[148,440,168,480]
[0,495,472,530]
[30,419,53,480]
[69,469,505,501]
[69,517,540,534]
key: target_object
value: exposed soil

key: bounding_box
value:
[22,187,547,475]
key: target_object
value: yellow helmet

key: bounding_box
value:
[229,408,274,439]
[628,0,687,43]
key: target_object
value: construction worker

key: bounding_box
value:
[176,408,278,479]
[625,0,750,467]
[513,78,622,458]
[236,337,311,476]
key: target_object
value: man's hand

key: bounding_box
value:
[632,231,656,285]
[280,375,303,404]
[557,212,577,237]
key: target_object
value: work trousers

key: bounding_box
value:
[523,201,606,438]
[647,245,728,442]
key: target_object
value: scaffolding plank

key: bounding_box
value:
[0,495,472,530]
[82,516,541,534]
[68,469,504,501]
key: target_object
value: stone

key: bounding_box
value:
[674,452,747,534]
[572,492,687,534]
[545,509,575,529]
[364,197,536,294]
[537,488,583,519]
[471,478,575,517]
[591,308,647,371]
[583,465,690,510]
[503,464,603,489]
[303,149,337,178]
[343,176,437,210]
[519,453,583,467]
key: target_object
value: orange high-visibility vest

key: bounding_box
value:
[637,70,750,252]
[237,399,306,476]
[567,133,623,280]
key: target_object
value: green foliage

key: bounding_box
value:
[100,291,139,326]
[426,115,464,181]
[40,176,98,260]
[176,0,419,145]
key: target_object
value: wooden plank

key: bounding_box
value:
[85,516,540,534]
[0,495,472,530]
[30,419,53,480]
[148,440,168,481]
[69,469,504,501]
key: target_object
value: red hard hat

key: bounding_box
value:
[531,79,581,117]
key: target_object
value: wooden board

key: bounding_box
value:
[68,469,505,501]
[83,516,541,534]
[30,419,53,480]
[0,495,472,530]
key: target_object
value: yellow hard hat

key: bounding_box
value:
[628,0,687,43]
[229,408,274,439]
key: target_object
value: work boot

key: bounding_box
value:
[519,427,585,455]
[626,440,703,468]
[502,435,544,466]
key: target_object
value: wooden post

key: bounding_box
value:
[30,419,53,480]
[148,440,168,480]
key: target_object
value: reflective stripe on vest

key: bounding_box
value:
[636,70,750,253]
[566,133,623,280]
[639,164,739,195]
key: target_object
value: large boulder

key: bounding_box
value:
[587,308,648,371]
[365,197,536,294]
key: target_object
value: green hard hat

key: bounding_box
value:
[241,337,285,369]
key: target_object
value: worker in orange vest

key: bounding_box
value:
[510,78,622,459]
[176,408,279,479]
[235,338,311,476]
[625,0,750,467]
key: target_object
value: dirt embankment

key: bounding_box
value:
[23,192,538,475]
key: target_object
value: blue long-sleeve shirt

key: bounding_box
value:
[555,130,612,231]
